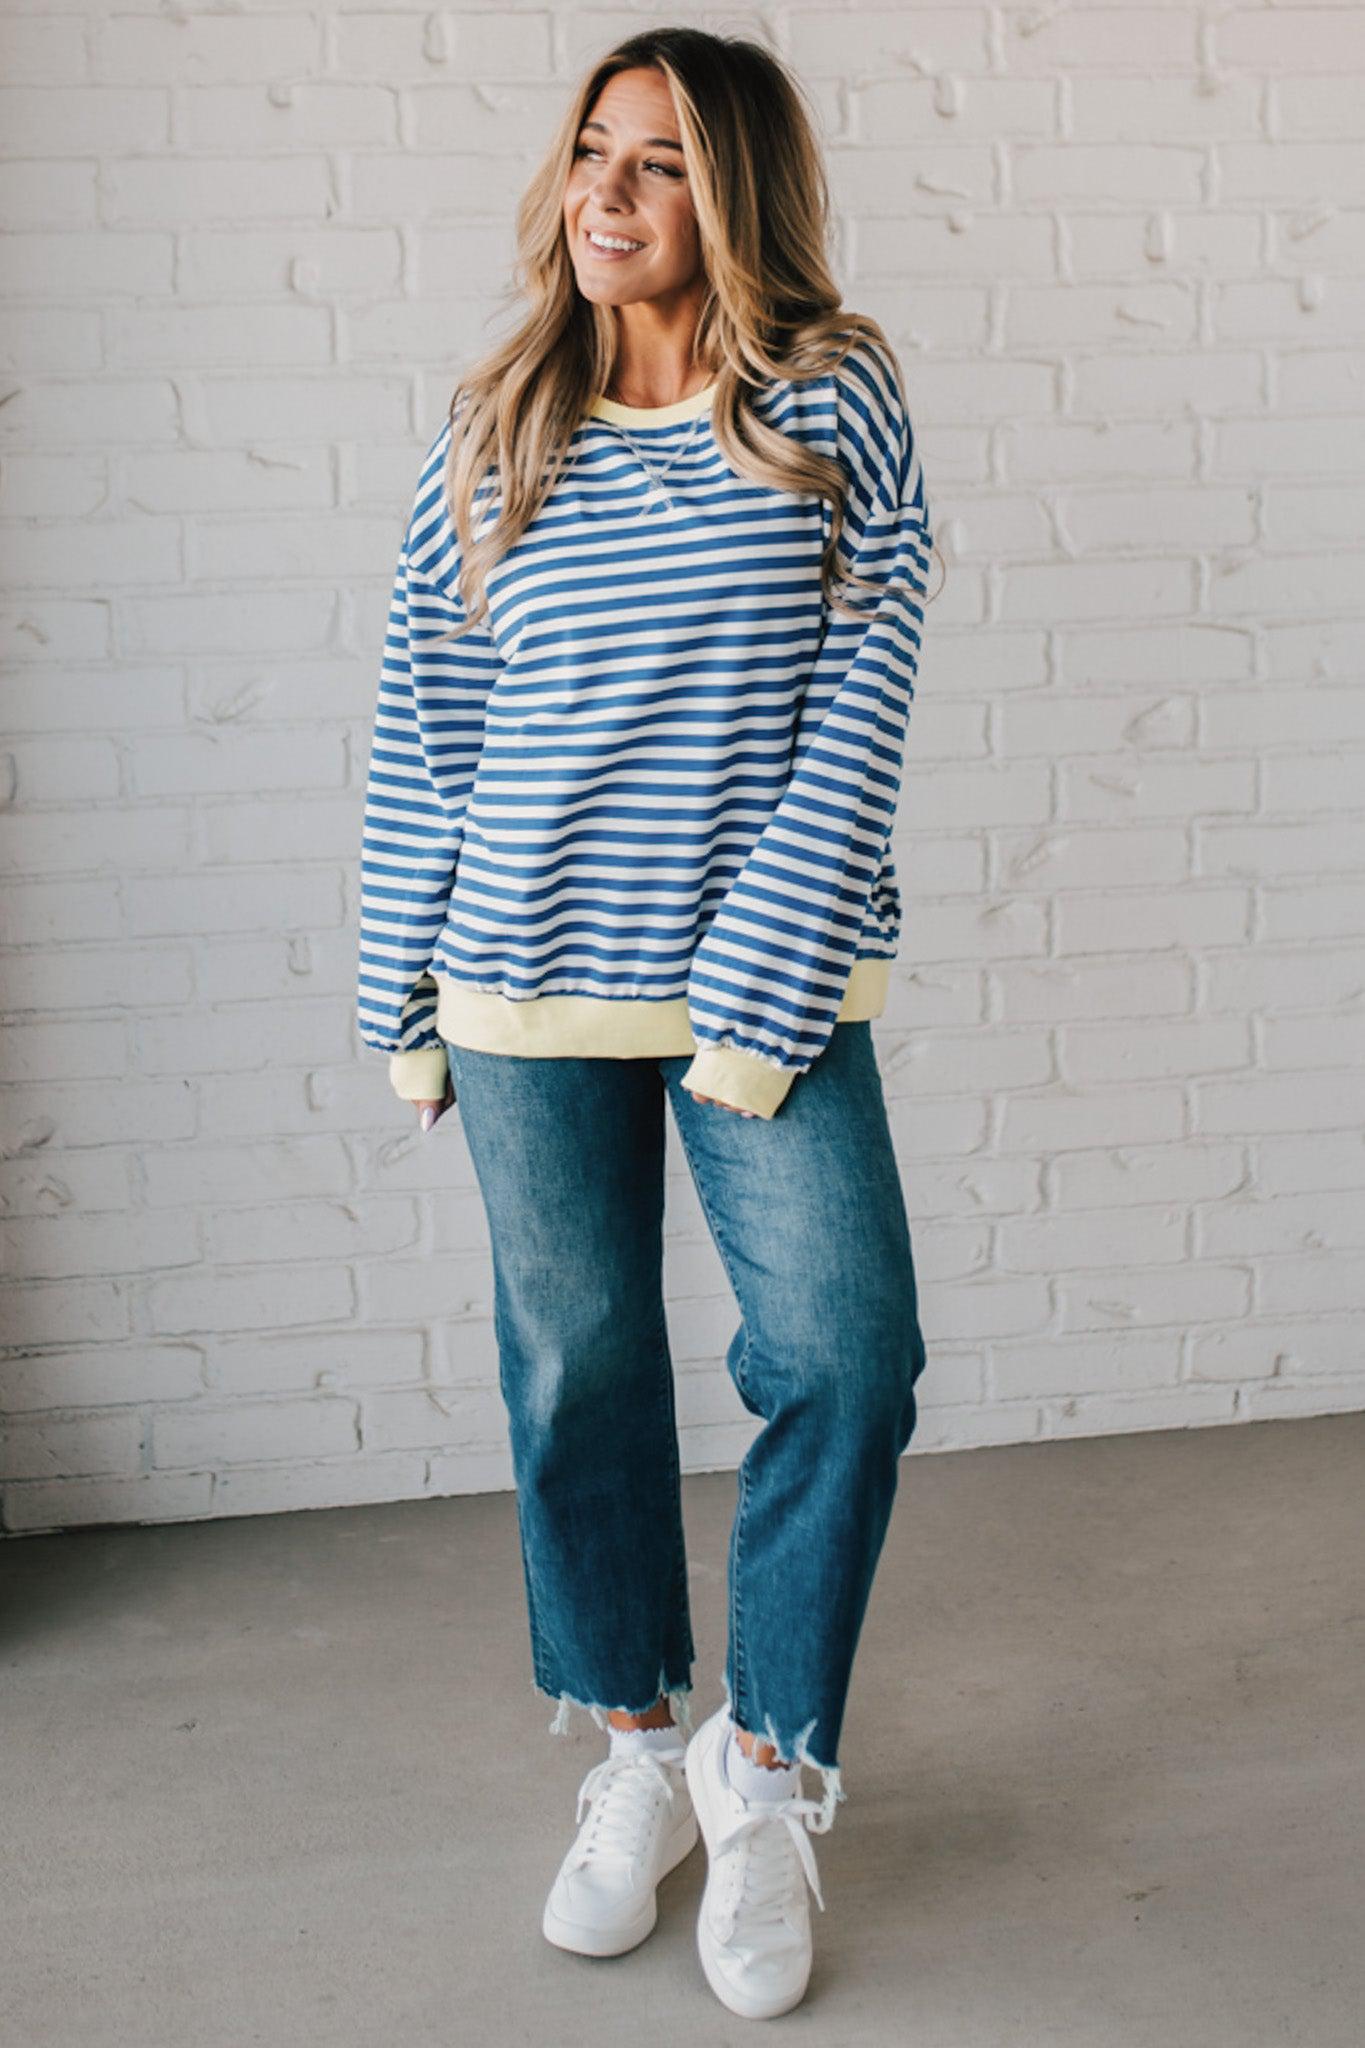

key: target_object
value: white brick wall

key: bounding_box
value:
[2,2,1363,1534]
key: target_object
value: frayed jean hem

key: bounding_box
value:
[721,1672,846,1835]
[541,1675,696,1741]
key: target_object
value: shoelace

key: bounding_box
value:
[713,1793,828,1926]
[568,1746,688,1870]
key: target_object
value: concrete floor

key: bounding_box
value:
[4,1414,1363,2048]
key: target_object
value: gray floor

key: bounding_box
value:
[4,1414,1363,2048]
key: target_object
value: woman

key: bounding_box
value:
[356,25,936,2022]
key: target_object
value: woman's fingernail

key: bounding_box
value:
[420,1106,436,1133]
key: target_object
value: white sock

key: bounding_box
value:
[725,1722,802,1804]
[609,1722,683,1760]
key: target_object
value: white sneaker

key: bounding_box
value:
[685,1705,828,2020]
[542,1735,698,1957]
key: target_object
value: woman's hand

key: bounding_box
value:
[686,1091,758,1118]
[415,1078,455,1133]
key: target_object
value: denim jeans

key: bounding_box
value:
[443,1019,926,1825]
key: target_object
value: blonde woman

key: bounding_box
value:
[356,25,936,2022]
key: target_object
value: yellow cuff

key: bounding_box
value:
[679,1046,798,1120]
[389,1046,450,1102]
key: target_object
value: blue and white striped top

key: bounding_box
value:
[356,333,933,1119]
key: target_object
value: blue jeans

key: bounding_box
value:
[443,1020,926,1823]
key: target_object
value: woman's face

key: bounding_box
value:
[563,67,701,308]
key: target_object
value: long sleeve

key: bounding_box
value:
[356,428,503,1102]
[681,339,932,1119]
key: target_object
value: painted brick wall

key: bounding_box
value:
[3,2,1363,1534]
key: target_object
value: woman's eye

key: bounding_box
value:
[572,143,681,179]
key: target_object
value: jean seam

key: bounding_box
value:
[669,1094,757,1714]
[729,1459,750,1727]
[519,1501,553,1690]
[489,1241,554,1695]
[647,1289,696,1678]
[669,1106,756,1405]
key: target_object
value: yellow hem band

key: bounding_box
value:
[432,954,889,1060]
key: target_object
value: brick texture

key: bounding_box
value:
[2,3,1362,1533]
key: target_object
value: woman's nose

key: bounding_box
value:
[589,168,630,209]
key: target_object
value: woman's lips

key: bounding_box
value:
[583,230,646,262]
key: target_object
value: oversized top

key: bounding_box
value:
[356,333,933,1119]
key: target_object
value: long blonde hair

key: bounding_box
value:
[436,25,942,640]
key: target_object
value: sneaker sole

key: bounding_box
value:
[541,1804,699,1958]
[685,1714,812,2020]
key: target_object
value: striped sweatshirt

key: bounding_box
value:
[356,333,933,1119]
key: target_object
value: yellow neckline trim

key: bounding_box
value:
[590,381,718,427]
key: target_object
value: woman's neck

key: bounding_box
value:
[604,298,710,410]
[604,365,713,408]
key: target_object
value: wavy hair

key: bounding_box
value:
[434,24,944,642]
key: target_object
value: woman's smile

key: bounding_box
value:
[584,227,648,260]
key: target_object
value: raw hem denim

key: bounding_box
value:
[444,1019,926,1828]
